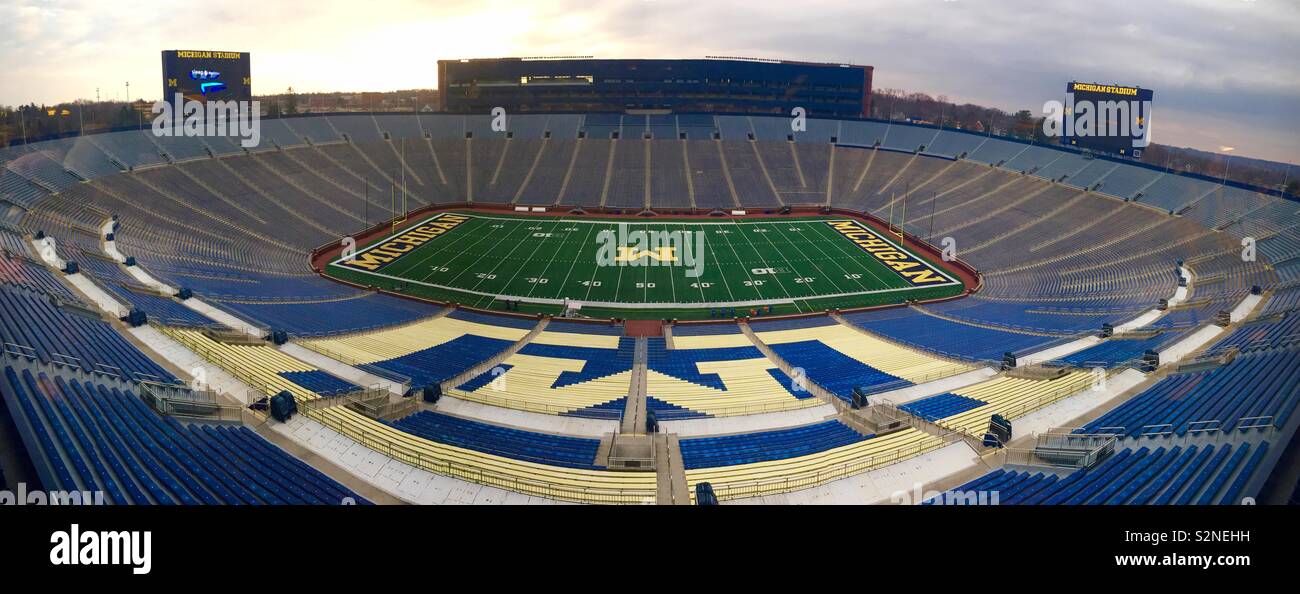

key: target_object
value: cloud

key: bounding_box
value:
[0,0,1295,162]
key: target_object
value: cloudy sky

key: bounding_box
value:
[1,0,1296,163]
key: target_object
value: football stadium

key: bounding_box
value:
[5,99,1295,507]
[1,2,1298,568]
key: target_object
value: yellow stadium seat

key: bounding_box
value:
[647,355,824,416]
[444,326,630,415]
[299,314,531,365]
[753,322,972,384]
[935,371,1095,436]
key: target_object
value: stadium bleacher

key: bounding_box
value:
[752,316,972,399]
[927,441,1269,505]
[645,336,818,416]
[450,329,633,418]
[1052,331,1186,369]
[685,427,944,501]
[1079,348,1300,437]
[842,307,1073,363]
[386,410,602,469]
[0,365,367,504]
[679,420,869,469]
[0,284,178,383]
[902,372,1094,436]
[297,310,532,387]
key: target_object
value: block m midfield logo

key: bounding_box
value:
[596,223,705,278]
[614,245,677,263]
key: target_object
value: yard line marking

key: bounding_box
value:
[730,220,796,302]
[811,220,897,289]
[754,219,849,296]
[771,221,864,294]
[459,219,542,291]
[580,222,613,302]
[505,219,568,297]
[478,218,567,293]
[436,218,530,286]
[553,223,598,300]
[683,222,709,304]
[612,241,627,301]
[438,219,526,287]
[706,226,738,303]
[664,226,678,304]
[715,223,767,301]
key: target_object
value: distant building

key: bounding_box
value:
[437,57,872,118]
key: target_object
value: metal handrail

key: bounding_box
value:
[169,327,655,504]
[708,437,946,502]
[302,405,657,505]
[931,376,1093,437]
[443,387,824,418]
[3,342,38,359]
[294,339,413,386]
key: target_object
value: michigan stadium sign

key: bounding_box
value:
[1043,81,1154,158]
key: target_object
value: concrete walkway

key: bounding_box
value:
[661,403,838,436]
[182,299,265,336]
[63,273,129,317]
[273,414,569,505]
[870,367,999,406]
[620,337,649,434]
[723,441,982,505]
[433,394,619,437]
[280,342,406,396]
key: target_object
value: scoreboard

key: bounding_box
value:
[161,50,251,104]
[1061,81,1153,158]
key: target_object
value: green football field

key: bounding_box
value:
[324,211,965,320]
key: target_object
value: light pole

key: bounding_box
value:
[1219,147,1235,185]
